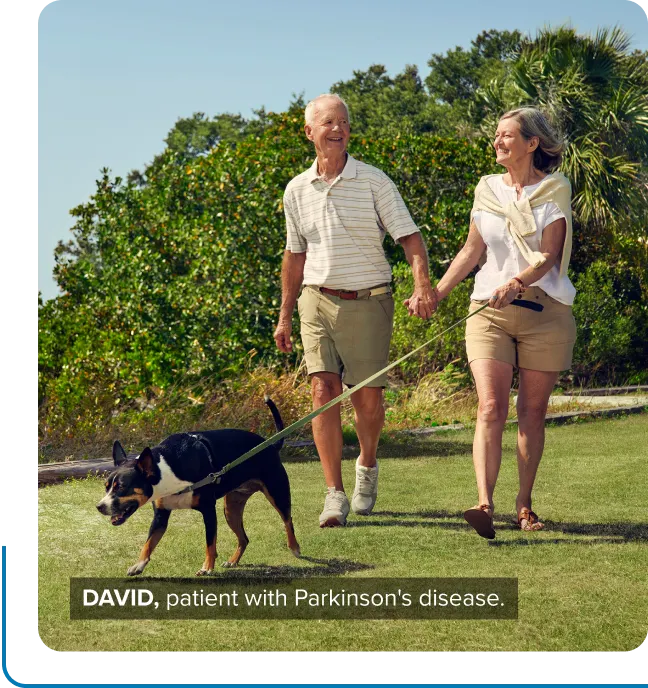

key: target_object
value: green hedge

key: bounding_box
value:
[572,261,648,385]
[39,112,647,432]
[39,115,497,423]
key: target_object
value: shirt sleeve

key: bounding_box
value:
[471,210,483,235]
[543,202,565,229]
[284,190,307,253]
[374,175,420,241]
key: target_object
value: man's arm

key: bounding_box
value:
[373,175,436,319]
[398,232,437,320]
[274,250,306,353]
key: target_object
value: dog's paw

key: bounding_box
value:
[126,560,148,576]
[221,561,238,568]
[290,546,301,558]
[196,568,213,577]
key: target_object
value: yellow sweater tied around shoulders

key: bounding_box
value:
[472,172,573,278]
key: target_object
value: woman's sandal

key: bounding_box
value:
[517,507,545,532]
[463,504,496,539]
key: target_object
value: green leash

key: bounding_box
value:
[175,303,488,494]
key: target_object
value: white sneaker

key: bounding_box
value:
[352,459,379,515]
[319,488,349,527]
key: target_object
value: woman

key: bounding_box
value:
[431,107,576,538]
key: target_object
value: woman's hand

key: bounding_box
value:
[489,280,522,310]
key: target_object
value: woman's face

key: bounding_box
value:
[493,117,538,168]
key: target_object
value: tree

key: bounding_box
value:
[331,64,455,137]
[127,107,280,186]
[426,29,524,117]
[164,112,250,156]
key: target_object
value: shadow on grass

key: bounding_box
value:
[207,556,374,578]
[349,510,648,545]
[282,438,473,464]
[488,520,648,546]
[348,509,473,531]
[144,558,373,581]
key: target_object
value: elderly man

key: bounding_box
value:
[274,93,435,527]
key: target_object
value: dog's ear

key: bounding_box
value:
[136,447,156,479]
[113,440,128,466]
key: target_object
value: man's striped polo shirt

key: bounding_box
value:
[283,154,420,290]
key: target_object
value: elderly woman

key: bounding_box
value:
[430,107,575,538]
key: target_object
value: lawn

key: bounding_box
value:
[39,414,648,652]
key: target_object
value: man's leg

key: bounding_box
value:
[351,386,384,468]
[311,372,344,490]
[312,372,349,527]
[350,386,384,514]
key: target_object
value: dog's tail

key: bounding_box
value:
[264,395,285,451]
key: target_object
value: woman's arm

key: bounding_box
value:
[403,221,485,313]
[435,221,487,301]
[489,218,566,309]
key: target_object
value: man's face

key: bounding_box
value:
[305,99,350,157]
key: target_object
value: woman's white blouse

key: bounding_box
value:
[471,175,576,305]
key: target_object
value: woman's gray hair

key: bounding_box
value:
[500,107,564,172]
[304,94,350,126]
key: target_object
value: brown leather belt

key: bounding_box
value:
[318,285,390,300]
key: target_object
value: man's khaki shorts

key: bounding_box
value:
[465,287,577,371]
[297,285,394,386]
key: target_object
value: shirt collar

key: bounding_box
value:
[307,154,358,183]
[339,154,357,179]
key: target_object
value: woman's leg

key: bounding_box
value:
[515,367,559,528]
[470,358,514,508]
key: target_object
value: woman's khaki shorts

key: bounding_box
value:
[465,287,576,371]
[297,285,394,386]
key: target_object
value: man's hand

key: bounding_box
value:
[488,280,521,310]
[274,320,293,353]
[403,285,439,320]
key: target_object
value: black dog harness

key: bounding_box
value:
[188,433,217,472]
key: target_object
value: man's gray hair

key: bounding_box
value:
[304,94,350,126]
[500,107,565,172]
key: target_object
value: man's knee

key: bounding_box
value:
[352,389,384,420]
[311,374,341,405]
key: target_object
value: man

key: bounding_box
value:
[273,94,436,527]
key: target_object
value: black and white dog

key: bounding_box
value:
[97,397,300,576]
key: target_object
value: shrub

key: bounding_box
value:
[572,261,648,385]
[390,263,474,379]
[39,117,495,430]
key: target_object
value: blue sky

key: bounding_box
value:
[39,0,648,300]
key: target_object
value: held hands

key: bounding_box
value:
[273,320,293,353]
[403,285,439,320]
[489,280,522,310]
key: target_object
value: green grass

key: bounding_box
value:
[39,414,648,651]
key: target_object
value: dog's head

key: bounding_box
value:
[96,441,157,525]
